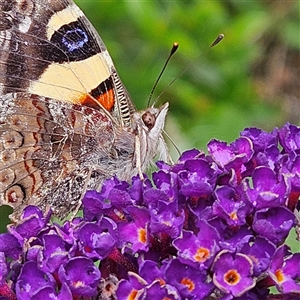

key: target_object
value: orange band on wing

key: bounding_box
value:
[79,90,115,111]
[79,77,116,111]
[79,94,99,110]
[95,89,115,111]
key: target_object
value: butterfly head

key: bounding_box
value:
[133,102,169,166]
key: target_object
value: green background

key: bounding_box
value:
[75,0,299,158]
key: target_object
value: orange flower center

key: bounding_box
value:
[230,211,238,220]
[181,277,195,291]
[194,247,210,262]
[138,228,147,243]
[128,289,138,300]
[275,269,285,282]
[224,269,241,285]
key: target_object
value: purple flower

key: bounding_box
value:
[241,236,276,277]
[208,137,253,182]
[138,260,164,283]
[253,206,296,245]
[279,123,300,154]
[211,219,252,252]
[116,260,181,299]
[58,256,101,297]
[36,234,70,273]
[244,166,288,209]
[279,154,300,211]
[0,233,21,260]
[213,185,252,227]
[129,175,152,203]
[118,206,150,253]
[77,218,117,259]
[141,280,180,299]
[0,123,299,299]
[8,205,49,243]
[173,220,220,269]
[171,148,205,173]
[0,252,7,284]
[240,128,282,182]
[149,200,185,239]
[268,245,300,294]
[241,127,278,153]
[82,176,133,221]
[116,272,147,299]
[15,261,65,300]
[178,158,217,198]
[164,259,214,299]
[212,250,255,297]
[29,283,72,300]
[152,169,179,202]
[82,190,112,221]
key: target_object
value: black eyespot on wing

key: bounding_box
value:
[44,17,101,63]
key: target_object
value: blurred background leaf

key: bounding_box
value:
[75,0,299,158]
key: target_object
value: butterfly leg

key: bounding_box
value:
[134,135,145,180]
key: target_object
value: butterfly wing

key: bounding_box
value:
[0,0,136,218]
[0,0,135,125]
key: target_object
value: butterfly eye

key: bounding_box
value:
[142,111,155,130]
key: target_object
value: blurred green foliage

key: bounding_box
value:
[75,0,299,157]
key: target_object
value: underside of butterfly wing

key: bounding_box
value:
[0,93,136,218]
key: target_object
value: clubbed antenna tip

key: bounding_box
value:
[210,34,224,48]
[148,42,179,107]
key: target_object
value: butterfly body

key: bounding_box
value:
[0,0,168,219]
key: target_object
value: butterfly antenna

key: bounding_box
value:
[147,42,179,107]
[154,34,224,104]
[163,129,181,158]
[210,33,224,48]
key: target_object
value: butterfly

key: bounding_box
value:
[0,0,169,220]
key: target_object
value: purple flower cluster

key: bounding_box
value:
[0,123,300,300]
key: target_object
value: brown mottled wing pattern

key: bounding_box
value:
[0,92,120,218]
[0,0,136,219]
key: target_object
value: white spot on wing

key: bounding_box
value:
[18,16,32,33]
